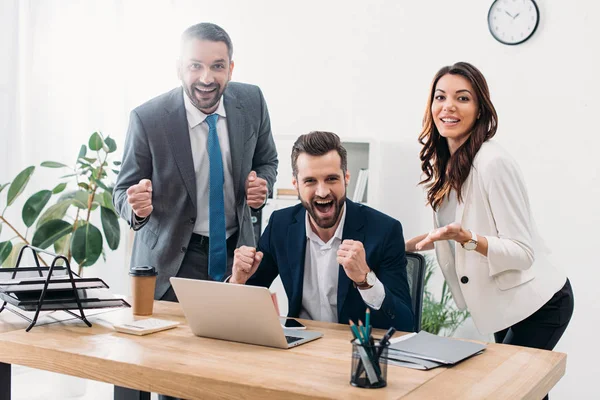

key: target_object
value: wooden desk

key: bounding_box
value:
[0,301,566,399]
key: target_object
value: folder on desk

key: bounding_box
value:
[383,331,486,370]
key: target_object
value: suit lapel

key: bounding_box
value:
[223,90,246,199]
[338,200,365,320]
[164,88,197,208]
[288,207,307,316]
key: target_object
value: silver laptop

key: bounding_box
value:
[170,277,323,349]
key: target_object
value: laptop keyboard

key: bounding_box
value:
[285,335,303,344]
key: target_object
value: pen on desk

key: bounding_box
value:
[349,320,362,343]
[357,320,368,343]
[365,308,371,339]
[376,327,396,358]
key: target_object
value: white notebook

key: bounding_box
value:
[114,318,180,336]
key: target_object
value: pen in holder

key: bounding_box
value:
[350,339,389,389]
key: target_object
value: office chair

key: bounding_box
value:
[405,252,426,332]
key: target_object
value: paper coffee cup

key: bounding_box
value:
[129,266,158,316]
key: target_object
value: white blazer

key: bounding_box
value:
[433,140,566,335]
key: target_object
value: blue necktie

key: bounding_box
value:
[205,114,227,281]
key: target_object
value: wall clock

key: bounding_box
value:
[488,0,540,45]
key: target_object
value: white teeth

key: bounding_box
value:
[315,200,332,205]
[442,118,459,123]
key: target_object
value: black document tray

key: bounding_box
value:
[0,245,130,331]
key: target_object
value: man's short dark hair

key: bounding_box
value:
[291,131,348,177]
[181,22,233,61]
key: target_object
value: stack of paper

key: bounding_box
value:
[383,331,486,370]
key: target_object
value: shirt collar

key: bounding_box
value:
[305,203,346,247]
[183,89,227,129]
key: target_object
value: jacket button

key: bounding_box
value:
[181,246,187,253]
[461,276,469,284]
[189,218,196,224]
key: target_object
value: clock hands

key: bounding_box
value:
[503,10,521,20]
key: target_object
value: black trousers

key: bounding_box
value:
[160,232,237,302]
[494,278,574,400]
[158,232,237,400]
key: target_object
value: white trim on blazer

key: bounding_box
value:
[433,140,566,335]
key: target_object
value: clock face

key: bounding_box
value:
[488,0,540,45]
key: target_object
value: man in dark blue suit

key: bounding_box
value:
[231,131,413,331]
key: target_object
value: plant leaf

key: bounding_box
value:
[80,157,97,164]
[59,173,79,179]
[78,182,90,191]
[22,190,52,227]
[7,166,35,206]
[2,242,25,268]
[41,161,69,168]
[104,136,117,153]
[32,219,73,249]
[101,191,114,210]
[54,233,71,258]
[36,199,72,229]
[94,178,109,192]
[100,207,120,250]
[89,132,103,151]
[52,182,67,194]
[0,183,10,194]
[78,145,87,159]
[113,161,121,166]
[0,241,13,265]
[71,190,90,209]
[71,222,103,267]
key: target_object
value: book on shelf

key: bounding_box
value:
[276,188,299,200]
[352,168,369,203]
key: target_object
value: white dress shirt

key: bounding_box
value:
[183,91,237,238]
[299,205,385,323]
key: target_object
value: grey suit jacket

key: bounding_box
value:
[113,83,278,299]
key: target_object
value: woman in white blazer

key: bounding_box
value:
[406,62,573,362]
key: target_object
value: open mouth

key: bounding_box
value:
[313,199,334,215]
[195,87,217,97]
[440,117,460,126]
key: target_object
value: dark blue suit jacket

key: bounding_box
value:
[248,199,414,332]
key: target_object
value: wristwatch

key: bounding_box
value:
[461,229,478,251]
[354,270,377,289]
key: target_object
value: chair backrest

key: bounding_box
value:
[405,252,426,332]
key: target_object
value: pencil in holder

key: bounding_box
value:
[350,340,388,389]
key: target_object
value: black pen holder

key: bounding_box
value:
[350,340,388,389]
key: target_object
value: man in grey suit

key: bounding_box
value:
[114,22,278,303]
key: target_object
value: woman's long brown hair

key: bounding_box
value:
[418,62,498,211]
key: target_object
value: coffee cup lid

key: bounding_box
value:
[129,266,158,277]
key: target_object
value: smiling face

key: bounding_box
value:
[292,150,350,235]
[431,73,480,154]
[177,39,234,114]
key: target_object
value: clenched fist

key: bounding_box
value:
[336,240,371,283]
[127,179,153,218]
[230,246,263,285]
[245,171,268,209]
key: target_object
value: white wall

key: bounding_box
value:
[1,1,598,398]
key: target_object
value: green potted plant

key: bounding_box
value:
[0,132,121,275]
[421,253,470,336]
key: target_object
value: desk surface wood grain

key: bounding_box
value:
[0,301,566,399]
